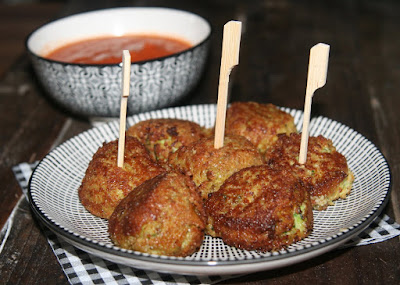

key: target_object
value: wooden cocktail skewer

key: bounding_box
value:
[299,43,330,164]
[214,20,242,149]
[117,50,131,168]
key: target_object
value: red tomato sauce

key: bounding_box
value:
[45,34,192,64]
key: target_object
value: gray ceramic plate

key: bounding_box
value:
[28,104,391,275]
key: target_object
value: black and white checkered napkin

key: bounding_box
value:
[12,162,400,285]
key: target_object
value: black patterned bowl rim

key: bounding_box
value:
[25,7,213,67]
[28,104,392,275]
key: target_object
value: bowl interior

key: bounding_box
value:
[27,7,211,58]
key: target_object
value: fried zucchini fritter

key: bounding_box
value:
[126,118,207,166]
[78,136,165,219]
[265,133,354,210]
[205,165,313,252]
[168,134,264,200]
[225,102,297,153]
[108,172,206,257]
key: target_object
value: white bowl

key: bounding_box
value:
[26,7,212,118]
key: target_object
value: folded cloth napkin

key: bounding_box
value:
[11,162,400,285]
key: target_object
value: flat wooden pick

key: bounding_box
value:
[214,20,242,149]
[299,43,330,164]
[117,50,131,168]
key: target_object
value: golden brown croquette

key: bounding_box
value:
[108,171,206,257]
[78,136,165,219]
[126,118,208,167]
[168,134,264,200]
[264,133,354,210]
[225,102,297,153]
[205,165,313,251]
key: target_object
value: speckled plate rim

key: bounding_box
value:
[28,104,392,276]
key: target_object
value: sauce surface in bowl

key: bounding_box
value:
[45,34,192,64]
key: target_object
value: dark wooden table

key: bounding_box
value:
[1,0,399,284]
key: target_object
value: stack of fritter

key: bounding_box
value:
[78,101,354,256]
